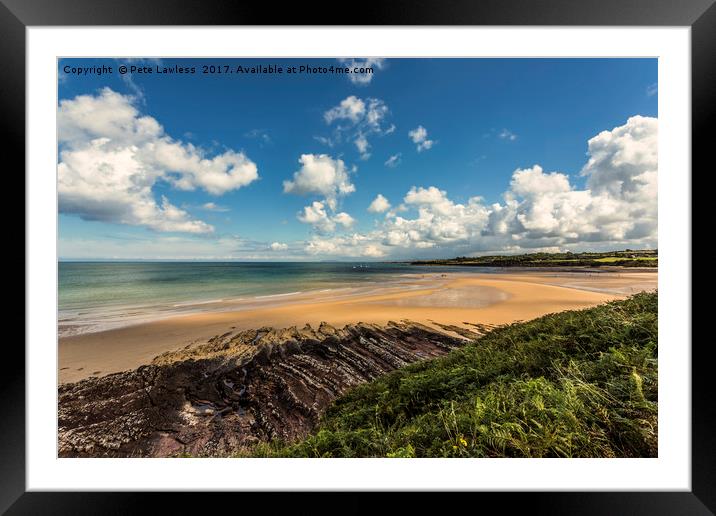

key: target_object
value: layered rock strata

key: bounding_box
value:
[58,321,491,457]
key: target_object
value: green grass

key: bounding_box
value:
[410,249,658,267]
[243,292,657,458]
[593,256,658,263]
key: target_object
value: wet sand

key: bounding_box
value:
[58,270,657,384]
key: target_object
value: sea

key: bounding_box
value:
[58,261,499,337]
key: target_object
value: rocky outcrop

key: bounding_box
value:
[58,321,491,457]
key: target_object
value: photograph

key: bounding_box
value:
[2,0,709,506]
[56,57,660,459]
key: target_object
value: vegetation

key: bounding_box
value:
[245,292,658,458]
[410,249,657,268]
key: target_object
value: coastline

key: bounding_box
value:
[58,269,657,384]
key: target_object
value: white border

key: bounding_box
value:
[27,27,691,491]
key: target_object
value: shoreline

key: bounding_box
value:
[58,269,657,384]
[58,281,424,337]
[57,266,655,338]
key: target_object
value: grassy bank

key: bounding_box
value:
[247,292,658,458]
[410,249,657,268]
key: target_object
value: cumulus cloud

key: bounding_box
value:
[58,137,213,234]
[384,187,489,247]
[284,153,358,235]
[299,116,657,259]
[322,96,392,160]
[58,87,159,146]
[269,242,288,251]
[297,201,354,234]
[384,153,402,168]
[368,194,391,213]
[338,58,386,85]
[580,115,658,198]
[146,143,258,195]
[324,95,366,124]
[408,125,434,152]
[298,201,333,232]
[283,154,355,209]
[305,233,386,258]
[333,212,356,228]
[58,88,259,233]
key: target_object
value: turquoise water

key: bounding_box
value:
[59,262,497,335]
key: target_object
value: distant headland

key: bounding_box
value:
[409,249,657,268]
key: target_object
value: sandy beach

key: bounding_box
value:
[58,269,657,384]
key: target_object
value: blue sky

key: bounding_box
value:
[58,58,658,260]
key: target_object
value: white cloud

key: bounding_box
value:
[403,186,460,216]
[646,83,658,97]
[284,154,358,235]
[324,95,366,124]
[145,141,258,195]
[355,133,371,160]
[270,242,288,251]
[58,88,160,146]
[368,194,391,213]
[384,153,402,168]
[404,185,447,205]
[580,115,658,198]
[500,165,593,236]
[304,238,340,255]
[384,187,489,247]
[58,138,213,234]
[298,201,334,233]
[297,201,354,234]
[58,88,259,234]
[510,166,570,197]
[338,58,386,85]
[408,125,435,152]
[305,233,385,258]
[322,96,392,160]
[283,154,355,208]
[362,245,385,257]
[333,212,355,229]
[363,99,389,132]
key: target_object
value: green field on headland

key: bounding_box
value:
[410,249,657,268]
[246,292,657,458]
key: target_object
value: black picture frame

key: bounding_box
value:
[3,0,710,513]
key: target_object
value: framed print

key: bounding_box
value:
[4,0,712,513]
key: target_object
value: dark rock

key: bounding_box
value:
[58,321,483,457]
